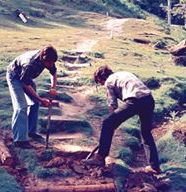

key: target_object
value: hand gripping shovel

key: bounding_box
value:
[46,99,52,149]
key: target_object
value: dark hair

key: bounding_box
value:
[40,45,58,62]
[94,65,113,84]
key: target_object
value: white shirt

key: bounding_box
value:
[105,72,151,109]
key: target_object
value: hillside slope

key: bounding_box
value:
[0,1,186,192]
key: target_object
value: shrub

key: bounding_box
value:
[125,136,140,150]
[118,147,134,164]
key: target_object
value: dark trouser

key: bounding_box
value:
[98,94,160,169]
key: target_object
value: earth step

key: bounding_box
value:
[64,62,91,69]
[44,157,65,168]
[40,119,92,135]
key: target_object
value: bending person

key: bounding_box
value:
[6,45,58,148]
[86,65,161,174]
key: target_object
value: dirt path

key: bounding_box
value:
[75,18,129,52]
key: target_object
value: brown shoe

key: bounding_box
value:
[144,166,162,174]
[14,141,32,149]
[83,154,105,166]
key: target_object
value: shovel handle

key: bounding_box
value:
[46,99,52,149]
[86,145,99,160]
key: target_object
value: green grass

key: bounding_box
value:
[157,129,186,191]
[0,168,22,192]
[17,148,71,179]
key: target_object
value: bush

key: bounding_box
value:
[118,147,134,164]
[125,136,140,150]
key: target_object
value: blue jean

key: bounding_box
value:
[6,72,39,142]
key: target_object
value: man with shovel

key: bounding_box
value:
[6,45,58,149]
[85,65,161,174]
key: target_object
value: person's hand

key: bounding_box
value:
[40,98,51,107]
[49,88,57,97]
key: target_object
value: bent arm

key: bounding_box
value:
[23,84,50,107]
[50,73,57,89]
[23,84,42,102]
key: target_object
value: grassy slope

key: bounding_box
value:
[0,0,186,191]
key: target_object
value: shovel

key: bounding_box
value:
[46,99,53,149]
[85,144,99,160]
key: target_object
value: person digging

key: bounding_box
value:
[85,65,161,174]
[6,45,58,149]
